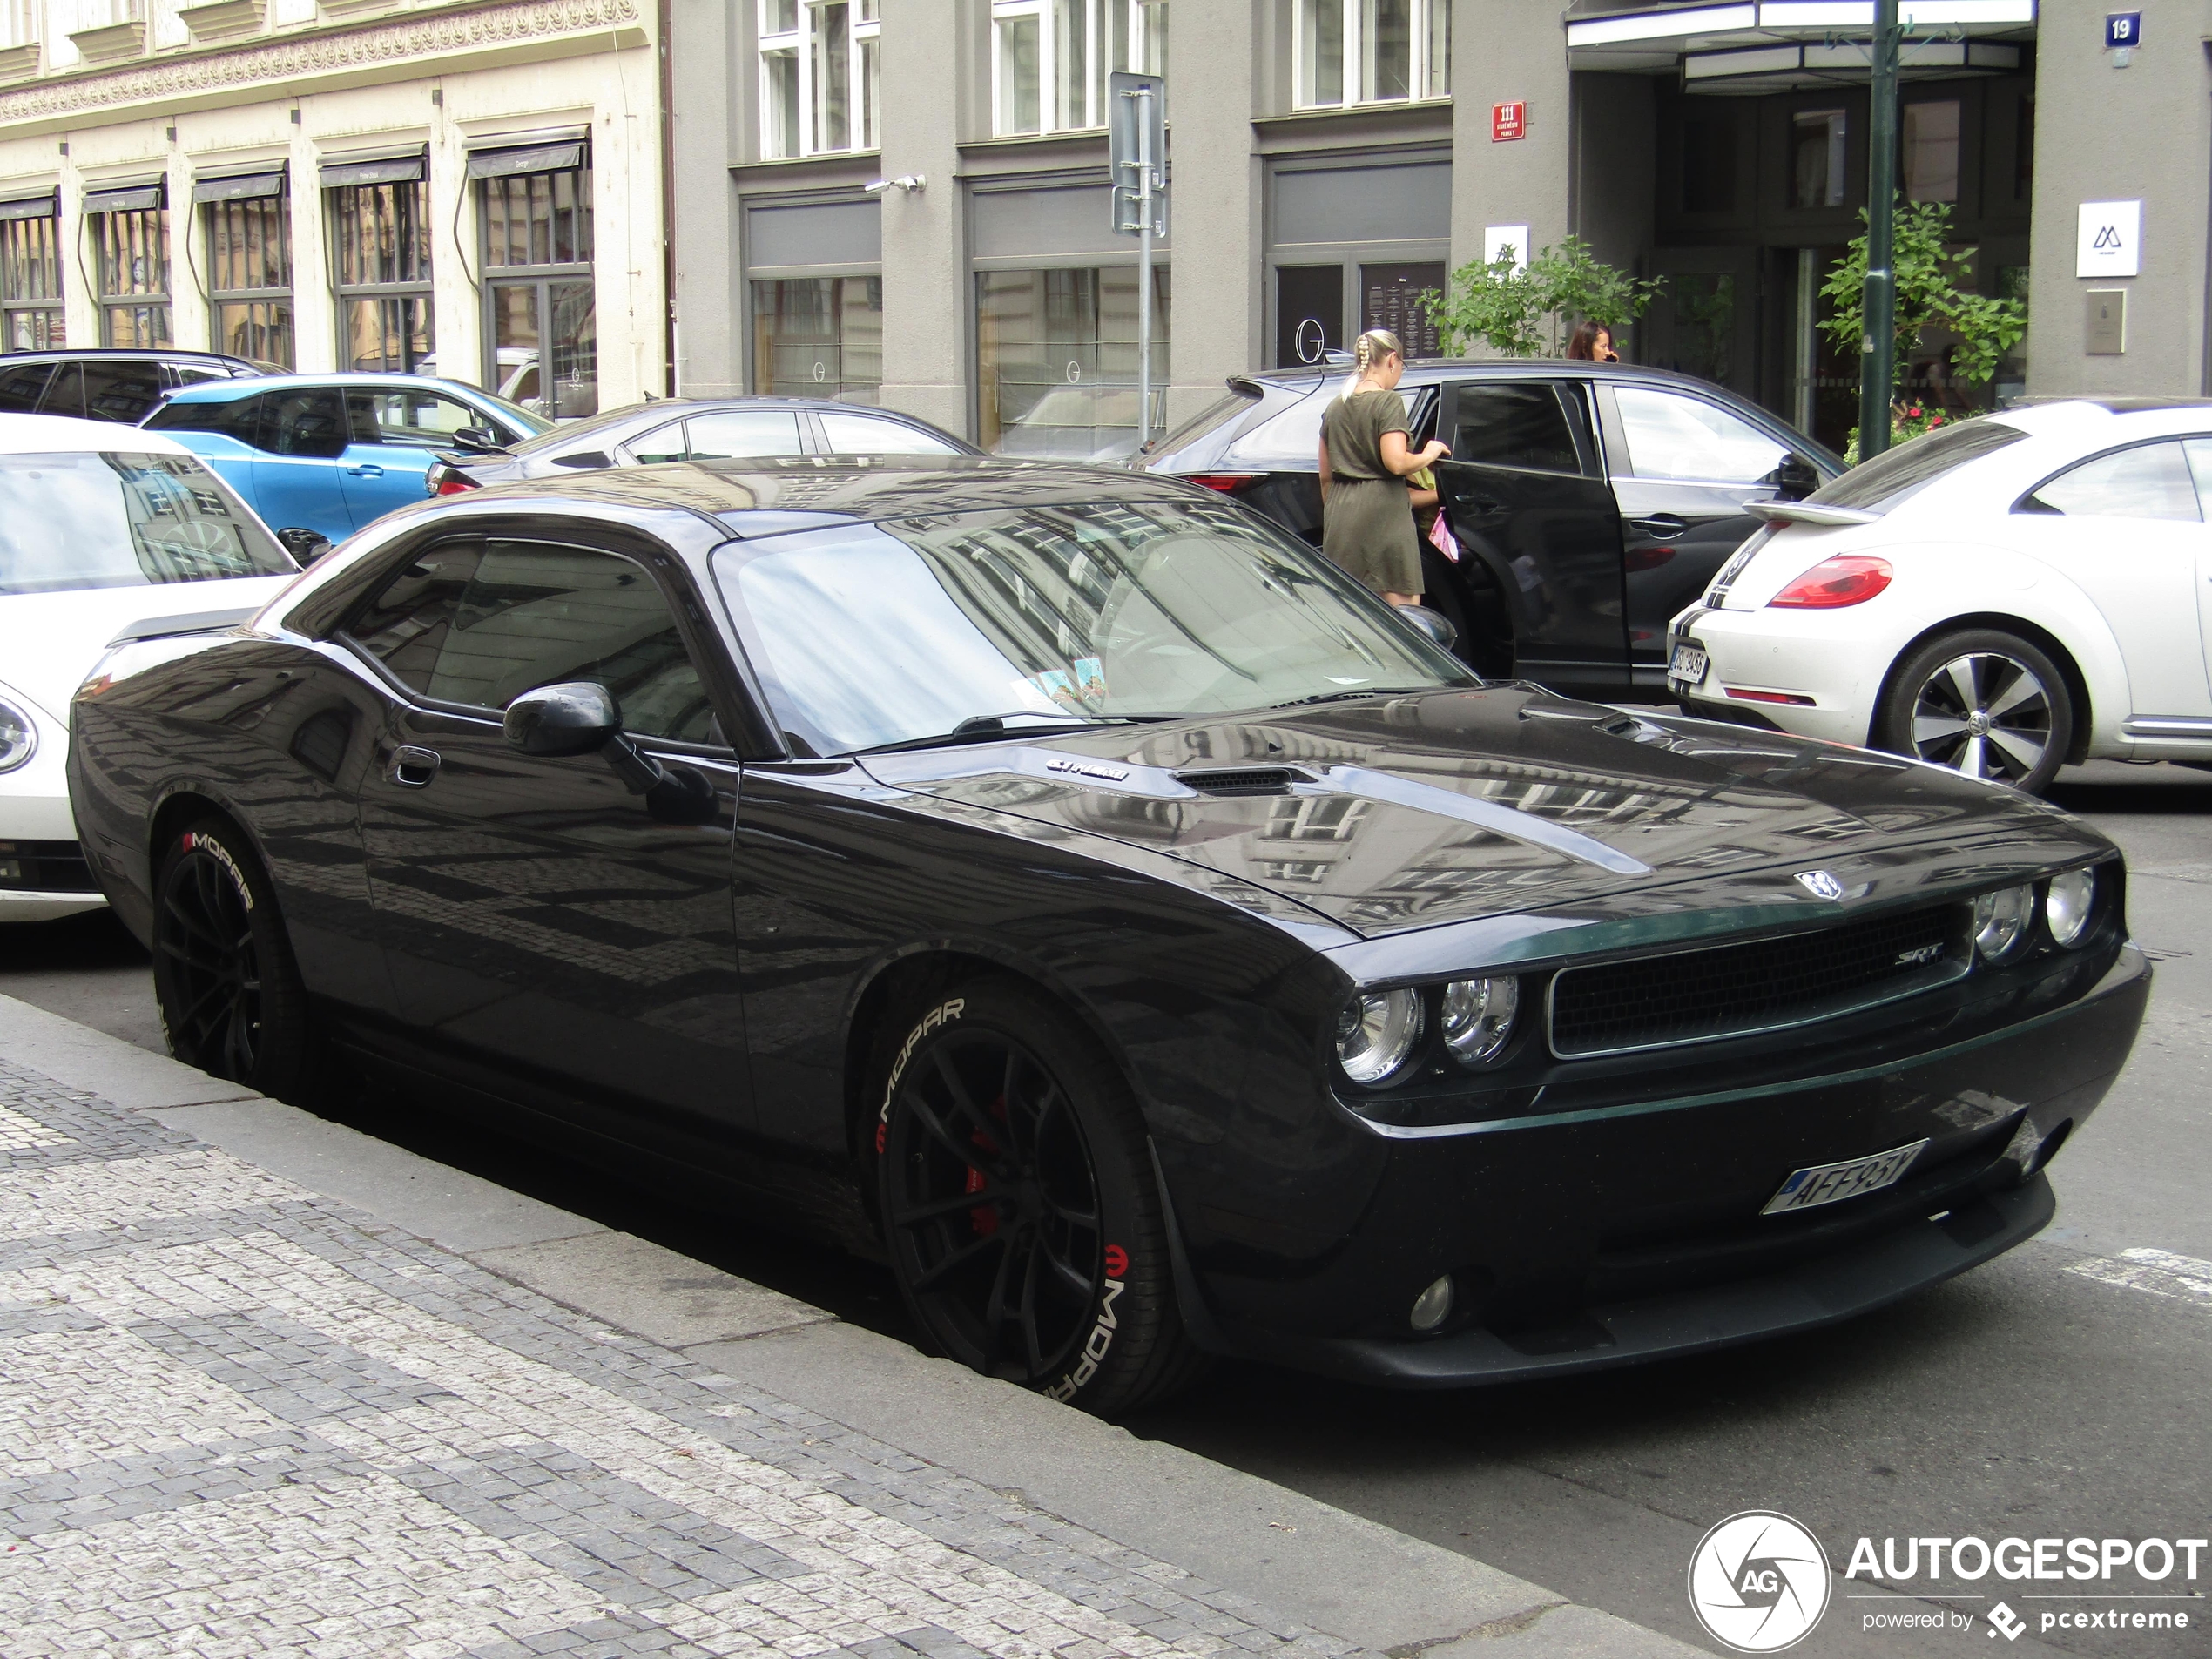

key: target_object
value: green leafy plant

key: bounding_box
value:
[1422,236,1664,358]
[1842,402,1967,466]
[1819,200,2027,393]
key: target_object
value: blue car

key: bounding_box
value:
[140,374,551,544]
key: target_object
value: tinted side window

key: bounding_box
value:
[81,359,166,423]
[264,389,348,458]
[625,420,688,464]
[39,362,84,417]
[354,539,716,743]
[2023,441,2201,523]
[0,360,54,413]
[683,409,806,459]
[1614,386,1787,483]
[818,412,961,455]
[1449,382,1581,474]
[171,365,231,388]
[145,394,266,447]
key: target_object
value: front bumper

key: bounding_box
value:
[0,839,103,922]
[1172,941,2148,1387]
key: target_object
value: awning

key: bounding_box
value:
[83,182,165,214]
[319,151,427,189]
[1685,37,2022,91]
[465,130,589,179]
[1565,0,2036,75]
[0,192,57,223]
[191,170,285,205]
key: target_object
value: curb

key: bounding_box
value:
[0,989,1707,1657]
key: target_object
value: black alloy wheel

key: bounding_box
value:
[873,980,1205,1416]
[151,819,317,1098]
[1876,629,2073,795]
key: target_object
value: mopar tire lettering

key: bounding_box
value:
[877,998,967,1142]
[1044,1275,1125,1401]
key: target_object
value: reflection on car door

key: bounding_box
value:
[252,388,353,540]
[2012,438,2212,720]
[345,532,753,1157]
[338,388,496,529]
[1596,383,1792,679]
[1433,378,1624,691]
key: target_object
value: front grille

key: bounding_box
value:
[1173,766,1313,797]
[1548,903,1966,1058]
[0,839,96,894]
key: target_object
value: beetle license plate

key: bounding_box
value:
[1668,643,1709,686]
[1761,1139,1928,1215]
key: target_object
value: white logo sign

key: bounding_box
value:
[1689,1511,1831,1653]
[2077,200,2142,278]
[1989,1602,2027,1642]
[1795,870,1845,901]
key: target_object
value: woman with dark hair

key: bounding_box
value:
[1566,320,1619,361]
[1316,328,1451,607]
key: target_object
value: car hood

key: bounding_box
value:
[860,685,2095,941]
[0,576,293,724]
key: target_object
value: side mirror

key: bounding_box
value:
[1772,452,1819,502]
[505,680,620,757]
[1398,604,1458,653]
[277,526,334,564]
[450,425,504,453]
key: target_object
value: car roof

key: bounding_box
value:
[441,455,1202,527]
[589,396,960,422]
[0,347,255,366]
[1241,358,1776,398]
[0,412,192,455]
[161,372,503,402]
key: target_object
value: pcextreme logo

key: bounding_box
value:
[1688,1511,1831,1652]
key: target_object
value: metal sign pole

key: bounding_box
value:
[1136,82,1153,455]
[1860,0,1900,460]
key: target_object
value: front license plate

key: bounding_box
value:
[1761,1139,1928,1215]
[1668,643,1709,687]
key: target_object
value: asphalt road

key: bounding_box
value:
[6,759,2208,1659]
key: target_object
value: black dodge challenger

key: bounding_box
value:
[66,458,2148,1416]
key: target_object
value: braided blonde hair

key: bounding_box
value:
[1350,328,1405,391]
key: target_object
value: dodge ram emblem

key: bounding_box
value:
[1795,870,1846,901]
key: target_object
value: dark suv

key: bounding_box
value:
[0,349,270,424]
[1144,361,1840,699]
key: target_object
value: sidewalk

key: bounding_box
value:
[0,992,1704,1659]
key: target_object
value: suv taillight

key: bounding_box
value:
[1185,474,1262,493]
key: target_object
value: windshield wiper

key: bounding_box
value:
[853,711,1172,756]
[1268,686,1439,710]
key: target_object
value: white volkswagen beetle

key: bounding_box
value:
[0,414,299,921]
[1666,398,2212,792]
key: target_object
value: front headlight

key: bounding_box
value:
[2047,868,2096,948]
[1973,884,2035,961]
[1336,989,1422,1085]
[1441,976,1519,1066]
[0,698,35,773]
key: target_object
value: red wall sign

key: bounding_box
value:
[1493,101,1527,142]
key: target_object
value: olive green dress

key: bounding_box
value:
[1320,388,1421,597]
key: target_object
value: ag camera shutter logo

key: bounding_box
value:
[1689,1511,1831,1652]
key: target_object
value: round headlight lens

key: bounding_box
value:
[1973,884,2035,962]
[0,698,35,774]
[1335,989,1422,1085]
[1441,976,1519,1067]
[2047,868,2096,948]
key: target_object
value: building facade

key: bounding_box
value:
[0,0,664,417]
[672,0,2199,459]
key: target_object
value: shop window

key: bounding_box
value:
[751,275,883,401]
[1680,118,1736,215]
[0,203,64,352]
[1293,0,1447,111]
[329,165,433,373]
[760,0,881,158]
[476,149,596,417]
[1275,265,1343,368]
[1359,262,1443,358]
[976,265,1170,458]
[1903,100,1959,204]
[992,0,1166,137]
[1790,110,1846,210]
[204,191,293,369]
[89,194,172,349]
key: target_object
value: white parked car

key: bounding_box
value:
[0,414,300,921]
[1666,398,2212,793]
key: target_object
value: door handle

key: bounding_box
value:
[346,464,386,477]
[387,745,441,787]
[1629,514,1689,539]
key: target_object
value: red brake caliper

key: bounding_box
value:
[968,1098,1006,1236]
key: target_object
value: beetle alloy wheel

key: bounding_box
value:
[1906,651,2054,786]
[882,1029,1104,1384]
[156,840,266,1082]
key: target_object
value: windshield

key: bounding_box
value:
[0,451,293,597]
[1808,416,2027,513]
[713,499,1473,754]
[469,387,555,437]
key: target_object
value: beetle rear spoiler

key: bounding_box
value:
[1746,500,1881,528]
[105,606,261,648]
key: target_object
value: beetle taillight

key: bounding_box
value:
[1185,474,1261,493]
[1768,555,1892,608]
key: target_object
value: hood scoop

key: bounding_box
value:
[1171,765,1315,797]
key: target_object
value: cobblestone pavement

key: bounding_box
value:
[0,1060,1361,1659]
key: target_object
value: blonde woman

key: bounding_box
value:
[1317,329,1451,606]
